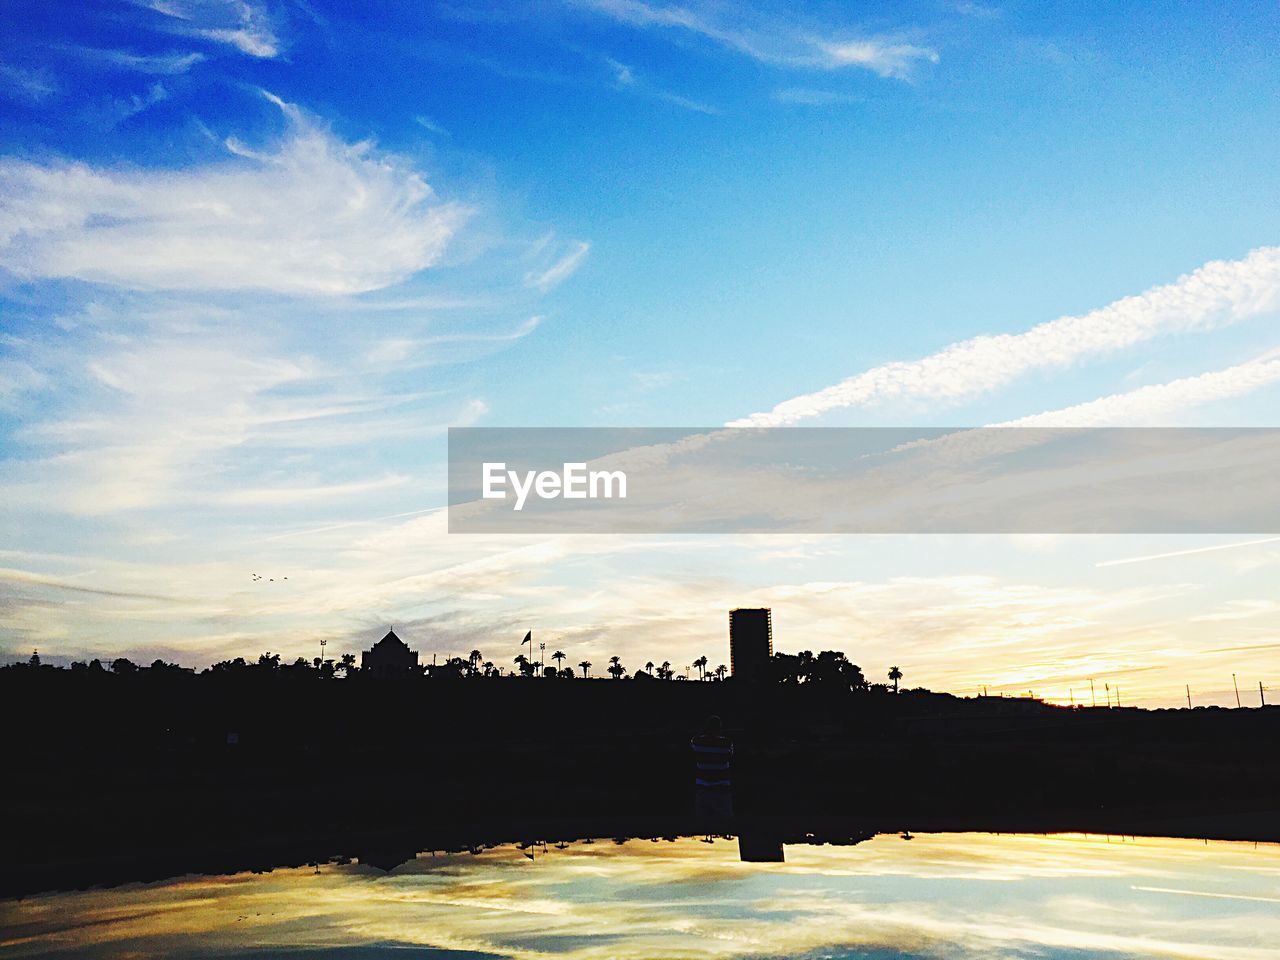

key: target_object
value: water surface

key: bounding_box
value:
[2,833,1277,959]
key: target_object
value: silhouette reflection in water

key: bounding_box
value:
[692,713,734,821]
[737,833,785,862]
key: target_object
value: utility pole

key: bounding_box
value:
[1233,673,1241,708]
[1262,681,1267,707]
[319,637,327,668]
[539,641,545,673]
[1069,689,1074,707]
[1105,682,1111,708]
[1090,678,1096,707]
[1116,686,1121,707]
[1186,684,1192,709]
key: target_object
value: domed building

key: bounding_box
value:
[361,628,420,678]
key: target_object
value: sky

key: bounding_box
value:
[1,0,1279,707]
[4,832,1278,958]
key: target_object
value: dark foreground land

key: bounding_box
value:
[3,668,1278,897]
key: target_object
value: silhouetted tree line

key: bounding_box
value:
[7,649,362,679]
[4,647,913,694]
[769,650,868,691]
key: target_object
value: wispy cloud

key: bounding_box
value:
[994,349,1280,426]
[1096,537,1280,569]
[953,1,1002,19]
[603,57,718,113]
[574,0,939,80]
[135,0,281,58]
[525,241,591,291]
[0,61,59,103]
[71,47,207,74]
[0,567,185,602]
[216,474,410,506]
[102,81,170,127]
[1130,885,1280,905]
[648,88,718,114]
[0,309,492,518]
[817,39,939,78]
[0,92,467,295]
[362,317,542,369]
[414,115,450,136]
[732,246,1280,426]
[606,56,634,85]
[6,331,311,515]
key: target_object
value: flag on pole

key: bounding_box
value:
[521,631,531,647]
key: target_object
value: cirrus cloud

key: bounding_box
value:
[134,0,281,59]
[574,0,939,80]
[732,246,1280,427]
[0,92,468,296]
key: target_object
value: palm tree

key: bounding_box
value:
[644,660,655,676]
[889,665,903,694]
[579,659,591,678]
[552,650,566,672]
[514,653,530,676]
[469,650,482,676]
[482,660,495,677]
[693,655,708,680]
[608,655,625,680]
[658,660,672,680]
[715,664,727,681]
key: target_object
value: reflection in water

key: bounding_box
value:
[737,832,785,862]
[2,833,1279,959]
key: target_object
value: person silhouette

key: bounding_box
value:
[691,714,734,820]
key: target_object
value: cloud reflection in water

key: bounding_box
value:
[2,833,1278,959]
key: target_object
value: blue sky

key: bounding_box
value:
[2,0,1280,705]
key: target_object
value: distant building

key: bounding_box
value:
[361,628,419,678]
[729,608,772,680]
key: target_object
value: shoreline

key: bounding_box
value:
[4,807,1277,901]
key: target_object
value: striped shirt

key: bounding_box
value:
[691,733,733,789]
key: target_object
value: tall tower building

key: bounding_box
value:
[729,607,773,680]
